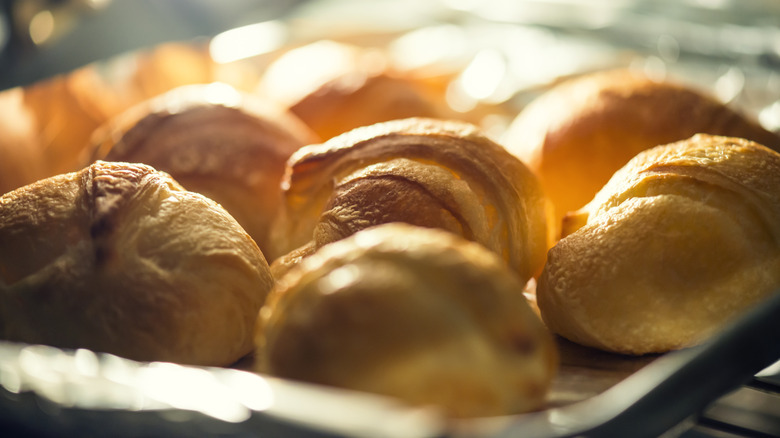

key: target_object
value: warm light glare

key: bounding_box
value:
[18,345,69,404]
[714,67,745,103]
[257,40,366,105]
[389,25,468,72]
[459,49,507,100]
[73,348,100,376]
[216,370,275,412]
[85,0,112,8]
[139,363,251,423]
[759,101,780,132]
[201,82,243,107]
[209,20,287,64]
[319,265,362,294]
[0,363,22,394]
[29,10,55,45]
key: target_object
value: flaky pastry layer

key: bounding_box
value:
[271,117,552,282]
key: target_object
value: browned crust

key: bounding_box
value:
[272,117,551,280]
[0,161,273,366]
[88,84,319,255]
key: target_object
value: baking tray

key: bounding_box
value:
[0,291,777,437]
[0,1,779,436]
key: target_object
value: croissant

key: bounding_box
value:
[270,117,552,281]
[256,40,447,140]
[125,42,219,106]
[23,66,123,177]
[0,88,45,195]
[537,134,780,355]
[0,161,274,366]
[256,223,558,418]
[502,69,780,231]
[89,83,319,256]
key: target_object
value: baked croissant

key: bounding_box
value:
[0,161,274,366]
[256,223,558,418]
[537,134,780,355]
[270,117,551,282]
[89,83,318,256]
[124,42,220,107]
[0,88,45,195]
[105,41,260,112]
[502,69,780,231]
[23,66,124,177]
[256,40,447,140]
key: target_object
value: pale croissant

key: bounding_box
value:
[257,223,557,418]
[537,134,780,355]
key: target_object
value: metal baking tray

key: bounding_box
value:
[0,291,777,437]
[1,1,778,436]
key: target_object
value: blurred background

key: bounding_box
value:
[1,0,779,129]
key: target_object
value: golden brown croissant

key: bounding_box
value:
[23,66,124,177]
[105,42,261,110]
[17,44,234,181]
[502,69,780,232]
[537,134,780,355]
[0,88,45,195]
[126,42,218,105]
[0,161,274,366]
[270,117,552,282]
[256,40,448,140]
[89,83,319,256]
[256,223,558,418]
